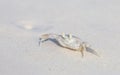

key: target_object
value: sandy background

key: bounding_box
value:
[0,0,120,75]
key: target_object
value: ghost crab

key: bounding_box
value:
[39,33,98,57]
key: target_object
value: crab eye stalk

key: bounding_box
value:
[68,34,72,39]
[62,33,66,39]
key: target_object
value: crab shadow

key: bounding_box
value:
[39,39,99,56]
[86,47,99,56]
[49,38,62,46]
[39,38,62,47]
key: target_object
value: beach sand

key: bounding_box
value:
[0,0,120,75]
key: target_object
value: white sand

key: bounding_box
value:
[0,0,120,75]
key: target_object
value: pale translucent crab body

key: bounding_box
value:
[39,33,98,57]
[57,34,83,50]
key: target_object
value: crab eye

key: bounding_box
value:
[61,33,68,39]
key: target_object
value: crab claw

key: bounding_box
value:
[39,38,42,46]
[39,34,50,46]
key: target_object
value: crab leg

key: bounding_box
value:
[78,45,84,57]
[78,42,88,57]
